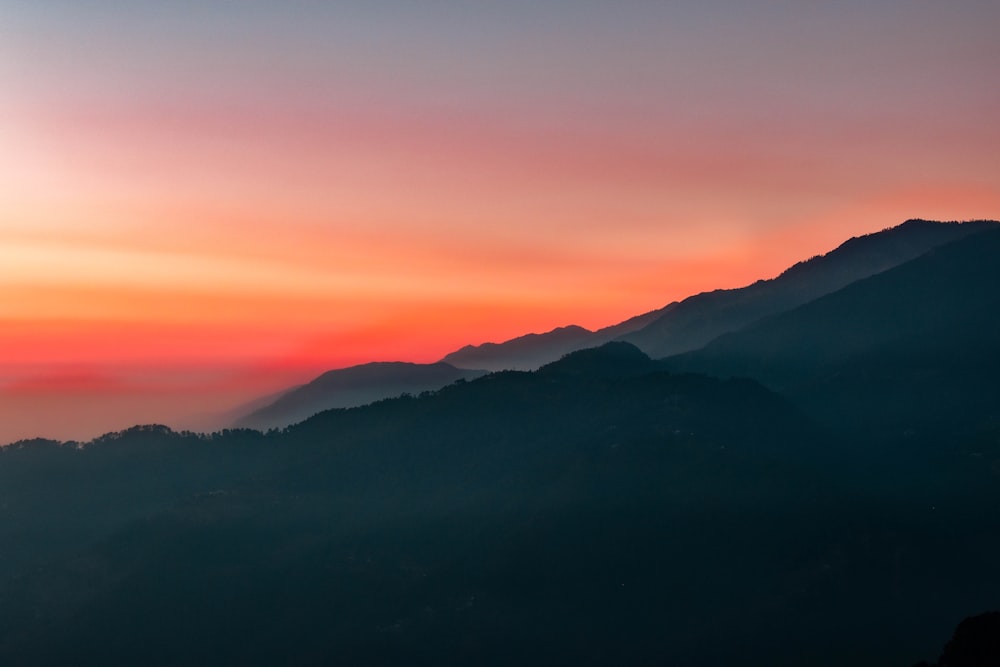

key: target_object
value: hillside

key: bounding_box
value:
[235,361,486,430]
[440,220,996,372]
[0,349,829,666]
[664,226,1000,446]
[440,324,599,371]
[439,306,671,372]
[2,343,999,665]
[621,219,998,358]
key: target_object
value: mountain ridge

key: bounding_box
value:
[438,219,997,372]
[619,218,999,358]
[229,219,998,431]
[439,309,671,371]
[234,360,486,431]
[662,225,1000,445]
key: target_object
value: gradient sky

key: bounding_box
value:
[2,1,999,442]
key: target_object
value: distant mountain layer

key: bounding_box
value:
[665,226,1000,442]
[621,218,999,358]
[440,307,672,371]
[440,219,997,371]
[440,324,596,371]
[235,361,486,430]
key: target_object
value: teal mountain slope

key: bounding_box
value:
[663,226,1000,443]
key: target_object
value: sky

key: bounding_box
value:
[1,1,999,442]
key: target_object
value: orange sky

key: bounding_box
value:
[1,3,998,442]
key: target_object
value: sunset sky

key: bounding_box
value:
[2,1,998,442]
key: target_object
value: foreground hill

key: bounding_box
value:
[664,226,1000,447]
[2,344,998,665]
[621,218,998,358]
[234,361,486,430]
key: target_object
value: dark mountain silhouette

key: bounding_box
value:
[235,361,486,430]
[440,307,671,371]
[913,611,1000,667]
[537,340,665,379]
[233,220,996,433]
[0,348,849,666]
[620,219,998,358]
[3,341,1000,666]
[664,227,1000,447]
[441,324,596,371]
[440,220,996,372]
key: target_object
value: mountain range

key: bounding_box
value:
[235,361,486,431]
[664,225,1000,445]
[231,219,998,431]
[439,308,669,371]
[2,217,999,665]
[443,219,997,370]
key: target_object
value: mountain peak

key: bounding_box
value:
[235,361,486,430]
[621,218,1000,359]
[538,341,657,378]
[440,324,597,371]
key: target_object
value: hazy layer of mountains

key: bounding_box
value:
[446,218,997,368]
[3,218,999,665]
[440,308,668,371]
[665,226,1000,443]
[232,219,996,431]
[236,361,486,431]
